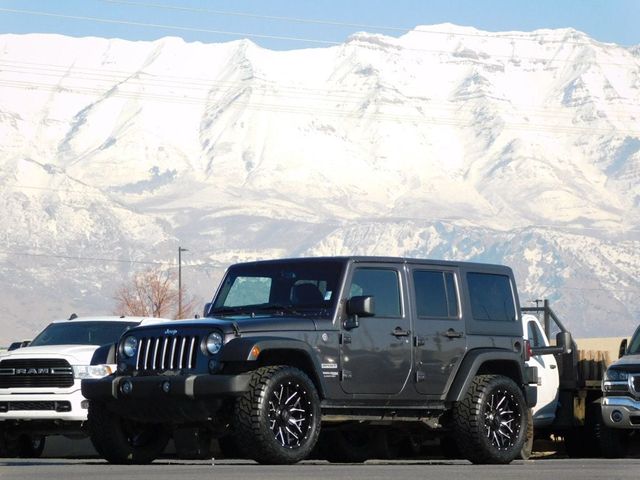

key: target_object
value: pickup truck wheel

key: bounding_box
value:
[519,408,534,460]
[453,374,527,464]
[592,403,627,458]
[232,365,321,464]
[88,402,169,464]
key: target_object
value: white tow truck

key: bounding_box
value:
[0,315,166,457]
[522,302,627,458]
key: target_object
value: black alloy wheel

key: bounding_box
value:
[233,365,321,464]
[268,379,313,448]
[484,386,522,451]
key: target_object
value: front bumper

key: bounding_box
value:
[82,373,251,401]
[0,389,87,422]
[601,396,640,428]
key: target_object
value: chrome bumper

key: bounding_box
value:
[601,396,640,429]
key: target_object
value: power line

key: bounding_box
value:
[0,248,223,269]
[1,78,639,136]
[3,59,640,118]
[102,0,636,49]
[0,7,339,46]
[0,7,638,67]
[0,249,173,266]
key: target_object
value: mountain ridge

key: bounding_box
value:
[0,25,639,344]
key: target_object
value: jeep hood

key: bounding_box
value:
[131,315,319,335]
[609,354,640,370]
[0,345,99,365]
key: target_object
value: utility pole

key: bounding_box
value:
[178,246,188,319]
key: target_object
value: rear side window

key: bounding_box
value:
[467,273,516,322]
[413,270,459,318]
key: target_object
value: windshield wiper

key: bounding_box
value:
[208,306,253,317]
[251,304,303,316]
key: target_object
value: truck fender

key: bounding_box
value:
[219,336,326,397]
[446,348,534,406]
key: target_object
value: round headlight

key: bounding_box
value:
[122,336,138,358]
[206,332,223,355]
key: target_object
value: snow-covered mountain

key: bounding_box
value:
[1,25,639,344]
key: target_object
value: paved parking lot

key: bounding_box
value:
[1,458,640,480]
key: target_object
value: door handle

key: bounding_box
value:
[392,327,411,337]
[442,328,464,339]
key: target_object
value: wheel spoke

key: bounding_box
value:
[267,377,313,449]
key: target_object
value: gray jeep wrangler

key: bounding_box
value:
[82,256,537,464]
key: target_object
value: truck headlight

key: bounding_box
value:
[73,365,113,379]
[604,369,629,382]
[122,336,138,358]
[205,332,223,355]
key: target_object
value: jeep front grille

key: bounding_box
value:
[0,359,74,388]
[135,335,199,371]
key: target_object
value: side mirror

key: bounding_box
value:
[556,331,572,354]
[347,296,375,317]
[203,302,212,317]
[344,296,375,330]
[619,338,628,359]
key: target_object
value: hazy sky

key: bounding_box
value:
[0,0,638,49]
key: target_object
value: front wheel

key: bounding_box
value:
[232,365,321,464]
[453,374,527,464]
[88,402,170,464]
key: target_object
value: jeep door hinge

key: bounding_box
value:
[414,336,426,347]
[340,333,352,345]
[415,371,426,382]
[340,370,352,381]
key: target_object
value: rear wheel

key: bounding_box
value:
[88,402,170,464]
[453,374,527,464]
[232,365,321,464]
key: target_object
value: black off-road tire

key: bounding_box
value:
[453,374,527,464]
[232,365,321,464]
[88,402,170,464]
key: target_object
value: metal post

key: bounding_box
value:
[544,299,551,338]
[178,247,188,319]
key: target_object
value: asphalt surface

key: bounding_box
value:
[1,458,639,480]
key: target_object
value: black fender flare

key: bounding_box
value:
[446,348,535,406]
[219,336,326,397]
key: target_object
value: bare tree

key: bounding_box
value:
[114,267,198,319]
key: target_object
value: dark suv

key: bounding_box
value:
[82,257,537,465]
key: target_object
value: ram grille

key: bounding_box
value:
[135,335,199,372]
[0,359,74,388]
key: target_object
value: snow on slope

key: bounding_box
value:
[0,26,639,344]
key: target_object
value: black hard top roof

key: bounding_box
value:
[229,256,511,272]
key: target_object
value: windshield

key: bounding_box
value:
[628,327,640,355]
[211,260,345,318]
[30,321,139,347]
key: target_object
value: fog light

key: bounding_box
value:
[120,379,133,395]
[81,400,90,409]
[208,359,221,373]
[161,381,171,394]
[611,410,624,423]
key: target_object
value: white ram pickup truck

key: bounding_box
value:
[0,315,166,457]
